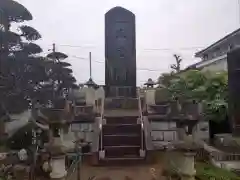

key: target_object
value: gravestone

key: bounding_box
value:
[105,6,136,97]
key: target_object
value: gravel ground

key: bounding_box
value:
[67,153,166,180]
[73,164,165,180]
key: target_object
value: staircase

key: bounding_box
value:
[98,97,146,165]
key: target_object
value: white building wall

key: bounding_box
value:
[201,58,227,72]
[196,54,228,72]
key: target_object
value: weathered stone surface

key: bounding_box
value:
[105,7,136,97]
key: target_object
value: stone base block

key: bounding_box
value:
[139,149,146,158]
[99,150,105,159]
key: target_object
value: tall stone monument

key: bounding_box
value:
[227,48,240,136]
[105,6,136,97]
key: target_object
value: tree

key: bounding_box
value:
[0,0,77,112]
[158,73,173,87]
[37,51,77,105]
[0,0,78,151]
[170,54,182,73]
[167,70,228,122]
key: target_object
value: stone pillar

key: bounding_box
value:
[95,87,105,113]
[180,152,196,180]
[165,150,196,180]
[177,128,187,141]
[50,155,67,180]
[145,89,156,105]
[86,87,96,106]
[49,127,68,180]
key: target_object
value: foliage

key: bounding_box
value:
[196,162,240,180]
[41,51,77,105]
[158,70,228,121]
[157,72,175,87]
[0,0,32,22]
[0,0,77,113]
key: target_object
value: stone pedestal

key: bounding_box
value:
[164,140,197,180]
[180,152,196,180]
[145,89,156,105]
[41,103,74,180]
[165,151,196,180]
[86,87,96,106]
[50,156,67,179]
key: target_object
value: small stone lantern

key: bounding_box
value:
[144,78,156,88]
[85,78,98,89]
[41,98,74,180]
[164,139,199,180]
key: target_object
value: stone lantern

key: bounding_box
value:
[85,78,98,89]
[144,78,156,88]
[40,98,74,180]
[163,138,199,180]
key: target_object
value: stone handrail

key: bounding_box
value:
[197,141,240,161]
[91,117,100,154]
[99,97,104,151]
[210,151,240,161]
[142,116,154,151]
[137,91,144,151]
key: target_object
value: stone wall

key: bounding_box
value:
[71,123,94,143]
[149,121,178,148]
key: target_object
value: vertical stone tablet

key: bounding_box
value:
[105,6,136,97]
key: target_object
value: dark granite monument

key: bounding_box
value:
[105,7,136,97]
[227,48,240,136]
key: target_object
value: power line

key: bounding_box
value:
[143,47,204,51]
[70,55,165,72]
[71,55,104,63]
[56,43,204,51]
[58,44,97,48]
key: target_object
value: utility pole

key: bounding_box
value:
[53,43,56,53]
[89,52,92,79]
[50,43,57,100]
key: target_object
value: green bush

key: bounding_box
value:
[159,70,228,122]
[196,162,240,180]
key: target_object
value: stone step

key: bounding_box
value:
[104,145,140,158]
[102,124,141,135]
[102,134,141,146]
[104,110,140,118]
[99,156,145,166]
[105,116,138,124]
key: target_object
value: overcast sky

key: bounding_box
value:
[17,0,239,85]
